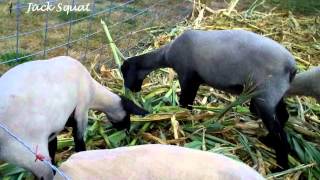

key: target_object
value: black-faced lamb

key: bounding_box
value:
[121,29,297,170]
[0,56,148,179]
[54,144,265,180]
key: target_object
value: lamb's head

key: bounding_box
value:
[121,59,146,92]
[106,96,148,131]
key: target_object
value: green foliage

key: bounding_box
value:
[184,140,202,149]
[0,52,33,66]
[108,4,140,14]
[287,129,320,177]
[272,0,320,14]
[95,0,105,4]
[0,163,25,177]
[57,11,91,22]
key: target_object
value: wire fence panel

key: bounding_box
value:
[0,0,191,72]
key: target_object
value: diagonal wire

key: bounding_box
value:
[0,122,70,180]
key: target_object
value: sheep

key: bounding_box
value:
[287,67,320,102]
[54,144,265,180]
[0,56,148,179]
[121,29,297,170]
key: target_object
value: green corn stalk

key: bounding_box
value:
[101,19,122,69]
[101,19,141,105]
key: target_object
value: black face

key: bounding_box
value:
[121,61,143,92]
[110,114,131,131]
[110,96,149,131]
[120,95,149,115]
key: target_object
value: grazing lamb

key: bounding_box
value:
[54,144,265,180]
[121,29,297,170]
[287,67,320,102]
[0,56,148,179]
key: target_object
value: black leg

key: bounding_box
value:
[252,98,289,170]
[66,111,86,152]
[72,120,86,152]
[276,98,289,128]
[48,137,57,165]
[65,110,75,127]
[178,72,202,109]
[249,99,258,116]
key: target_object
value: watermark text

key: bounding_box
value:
[26,2,90,14]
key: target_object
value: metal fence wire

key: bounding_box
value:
[0,0,191,178]
[0,0,191,69]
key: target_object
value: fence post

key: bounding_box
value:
[83,0,96,60]
[66,0,75,56]
[15,0,21,61]
[43,0,50,59]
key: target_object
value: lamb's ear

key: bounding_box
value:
[120,96,149,116]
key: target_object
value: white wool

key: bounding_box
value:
[55,144,265,180]
[0,56,125,179]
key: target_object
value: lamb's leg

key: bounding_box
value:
[48,137,57,165]
[249,100,258,116]
[251,98,289,126]
[1,141,54,179]
[252,97,289,170]
[66,109,86,152]
[72,120,86,152]
[252,98,290,150]
[276,98,289,128]
[73,107,88,152]
[178,72,202,109]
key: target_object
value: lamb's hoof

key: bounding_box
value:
[259,134,274,147]
[270,166,285,173]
